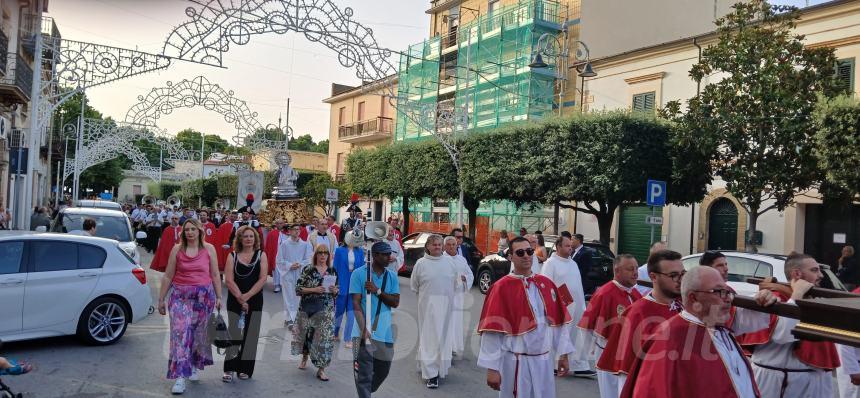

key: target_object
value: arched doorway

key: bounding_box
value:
[708,198,738,250]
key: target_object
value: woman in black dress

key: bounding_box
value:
[222,225,269,382]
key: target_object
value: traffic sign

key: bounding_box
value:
[645,216,663,226]
[325,188,339,202]
[646,180,667,207]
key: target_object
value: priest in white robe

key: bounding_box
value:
[478,236,574,398]
[540,234,592,375]
[444,235,475,357]
[410,234,458,389]
[275,224,313,329]
[838,344,860,398]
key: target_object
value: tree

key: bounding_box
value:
[813,94,860,198]
[174,128,234,159]
[300,173,350,215]
[461,113,709,244]
[666,0,841,252]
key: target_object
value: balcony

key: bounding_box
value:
[0,53,33,104]
[338,117,394,143]
[427,0,465,14]
[0,30,8,78]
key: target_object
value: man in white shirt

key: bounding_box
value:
[838,343,860,398]
[384,227,404,274]
[635,241,667,295]
[443,235,474,357]
[308,218,337,253]
[276,224,313,329]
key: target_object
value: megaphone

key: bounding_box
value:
[364,221,389,241]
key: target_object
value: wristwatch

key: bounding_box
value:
[375,289,382,297]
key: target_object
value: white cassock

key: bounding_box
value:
[478,280,574,398]
[540,253,589,372]
[838,344,860,398]
[275,237,312,323]
[635,264,651,296]
[751,305,833,398]
[411,253,457,380]
[447,253,475,356]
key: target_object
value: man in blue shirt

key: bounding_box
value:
[350,241,400,398]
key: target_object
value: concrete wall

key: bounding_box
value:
[579,0,737,59]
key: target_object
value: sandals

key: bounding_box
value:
[298,357,308,370]
[237,373,250,380]
[222,372,234,383]
[316,369,329,382]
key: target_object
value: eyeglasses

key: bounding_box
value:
[693,288,735,299]
[513,248,535,257]
[654,271,686,282]
[318,252,330,255]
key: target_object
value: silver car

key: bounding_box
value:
[51,207,145,265]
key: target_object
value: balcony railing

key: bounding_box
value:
[0,29,8,77]
[0,53,33,102]
[338,117,394,143]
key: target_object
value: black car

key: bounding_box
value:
[399,232,484,276]
[475,235,615,297]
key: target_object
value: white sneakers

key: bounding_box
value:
[188,368,200,382]
[171,378,186,395]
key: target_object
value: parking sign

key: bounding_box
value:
[646,180,666,207]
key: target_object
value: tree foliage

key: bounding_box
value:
[664,0,840,251]
[813,94,860,198]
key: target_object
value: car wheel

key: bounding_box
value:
[77,297,129,345]
[478,268,494,295]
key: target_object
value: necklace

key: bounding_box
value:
[235,251,257,279]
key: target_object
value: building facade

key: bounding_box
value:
[576,0,860,264]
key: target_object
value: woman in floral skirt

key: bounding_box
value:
[292,243,339,381]
[157,218,222,395]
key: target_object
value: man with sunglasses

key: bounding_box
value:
[739,253,837,398]
[621,266,763,397]
[477,237,574,398]
[596,250,685,389]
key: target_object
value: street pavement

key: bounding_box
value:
[4,250,601,397]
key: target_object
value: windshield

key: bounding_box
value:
[58,213,133,242]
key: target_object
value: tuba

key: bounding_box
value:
[167,195,181,209]
[213,199,225,210]
[141,195,156,206]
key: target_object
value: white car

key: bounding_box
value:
[0,232,152,345]
[51,207,144,265]
[76,200,123,211]
[681,251,846,297]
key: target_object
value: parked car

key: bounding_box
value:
[76,200,123,211]
[681,251,846,297]
[0,232,152,345]
[50,207,145,265]
[399,232,484,276]
[475,234,616,297]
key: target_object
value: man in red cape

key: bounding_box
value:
[621,266,763,398]
[150,214,182,272]
[597,250,685,396]
[264,219,285,293]
[578,254,642,398]
[476,237,573,398]
[737,253,840,398]
[214,211,237,271]
[199,210,217,247]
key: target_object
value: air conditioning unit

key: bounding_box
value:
[0,116,9,140]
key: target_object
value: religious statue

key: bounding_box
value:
[272,151,299,199]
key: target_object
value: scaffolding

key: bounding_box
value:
[393,0,572,233]
[395,0,568,141]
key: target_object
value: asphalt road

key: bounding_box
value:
[4,250,601,397]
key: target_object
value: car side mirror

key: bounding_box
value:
[135,231,148,240]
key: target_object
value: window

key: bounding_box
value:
[336,152,346,175]
[0,241,24,275]
[59,214,132,242]
[632,92,656,113]
[488,0,500,14]
[78,244,107,270]
[836,58,855,94]
[132,185,142,196]
[725,256,773,282]
[682,256,700,271]
[379,97,388,118]
[415,233,430,246]
[338,106,346,126]
[357,101,366,121]
[31,241,78,272]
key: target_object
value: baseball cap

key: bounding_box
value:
[371,241,393,254]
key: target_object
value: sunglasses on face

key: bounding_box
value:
[513,248,535,257]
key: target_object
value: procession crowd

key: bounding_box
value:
[132,196,859,398]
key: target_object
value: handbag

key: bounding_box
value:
[208,310,232,352]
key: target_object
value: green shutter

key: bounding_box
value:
[632,91,656,113]
[836,58,855,94]
[618,205,662,265]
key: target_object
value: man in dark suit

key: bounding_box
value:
[571,233,595,293]
[450,228,473,269]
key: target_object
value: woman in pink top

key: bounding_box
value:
[157,218,222,395]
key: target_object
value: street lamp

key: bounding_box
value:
[529,34,597,114]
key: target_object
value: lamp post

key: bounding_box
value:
[529,35,596,114]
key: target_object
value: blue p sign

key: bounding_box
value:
[646,180,666,207]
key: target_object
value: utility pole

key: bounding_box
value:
[21,1,44,229]
[199,133,205,208]
[72,91,86,203]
